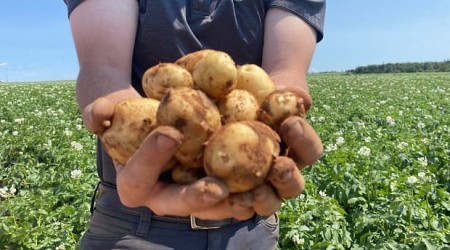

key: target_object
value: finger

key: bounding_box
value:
[149,177,230,217]
[279,116,323,169]
[116,126,183,207]
[191,194,255,221]
[127,126,183,178]
[268,156,305,199]
[251,184,281,216]
[83,97,115,136]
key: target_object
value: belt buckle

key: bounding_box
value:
[190,215,221,230]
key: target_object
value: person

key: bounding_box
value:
[64,0,326,249]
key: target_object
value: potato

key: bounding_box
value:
[171,164,206,184]
[192,50,237,99]
[142,63,193,100]
[236,64,275,105]
[258,90,306,132]
[157,87,221,168]
[203,120,280,193]
[102,98,160,165]
[175,49,215,73]
[217,89,259,124]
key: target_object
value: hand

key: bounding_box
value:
[234,85,323,216]
[83,97,257,220]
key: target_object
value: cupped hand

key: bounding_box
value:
[83,97,257,220]
[234,84,323,216]
[116,125,261,221]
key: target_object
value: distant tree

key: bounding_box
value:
[347,60,450,74]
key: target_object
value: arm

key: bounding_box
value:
[68,0,242,219]
[262,8,323,168]
[69,0,141,115]
[262,7,317,110]
[250,8,323,208]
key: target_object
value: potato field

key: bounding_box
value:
[1,73,449,249]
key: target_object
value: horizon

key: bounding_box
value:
[1,0,450,82]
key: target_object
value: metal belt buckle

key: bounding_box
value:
[190,215,221,230]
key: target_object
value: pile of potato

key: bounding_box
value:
[102,49,306,193]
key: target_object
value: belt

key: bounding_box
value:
[94,182,244,230]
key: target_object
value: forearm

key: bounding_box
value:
[75,65,140,112]
[262,8,318,110]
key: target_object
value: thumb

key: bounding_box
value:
[83,97,115,136]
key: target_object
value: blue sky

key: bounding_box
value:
[1,0,450,82]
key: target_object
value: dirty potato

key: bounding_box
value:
[217,89,259,124]
[142,63,193,100]
[192,50,237,99]
[157,87,221,168]
[236,64,275,105]
[203,120,280,193]
[175,49,215,73]
[258,90,306,132]
[102,98,160,165]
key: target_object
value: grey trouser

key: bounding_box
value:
[80,183,279,250]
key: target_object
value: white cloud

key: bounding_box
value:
[0,63,7,67]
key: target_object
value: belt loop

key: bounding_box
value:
[90,181,101,214]
[136,207,152,237]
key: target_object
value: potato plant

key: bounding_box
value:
[1,71,449,249]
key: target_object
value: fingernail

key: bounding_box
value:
[156,134,178,150]
[287,121,303,139]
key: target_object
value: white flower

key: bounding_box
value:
[318,116,325,122]
[358,146,371,157]
[422,138,429,144]
[12,131,19,136]
[0,187,9,198]
[14,118,25,123]
[71,141,83,151]
[418,172,426,178]
[319,190,327,197]
[397,141,408,150]
[407,176,418,184]
[334,131,343,136]
[9,185,16,195]
[70,169,82,179]
[364,137,372,143]
[76,124,83,130]
[357,121,365,128]
[325,144,337,152]
[64,128,73,137]
[417,122,425,129]
[386,116,395,126]
[322,105,330,110]
[336,136,345,145]
[291,234,304,245]
[0,185,16,198]
[56,244,66,250]
[418,157,428,167]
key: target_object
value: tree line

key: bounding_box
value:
[346,60,450,74]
